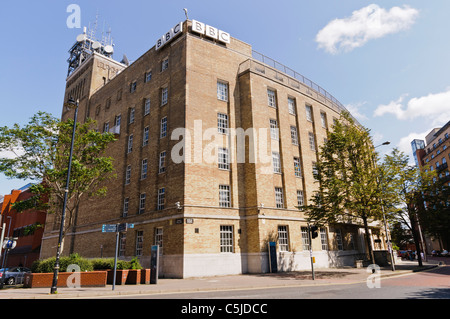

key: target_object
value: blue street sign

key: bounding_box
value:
[102,224,118,233]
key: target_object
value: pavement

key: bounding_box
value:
[0,259,444,299]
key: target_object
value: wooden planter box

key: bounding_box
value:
[106,269,129,285]
[24,271,107,288]
[141,269,151,284]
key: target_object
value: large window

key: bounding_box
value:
[157,188,165,211]
[220,225,234,253]
[275,187,284,208]
[127,134,133,153]
[219,185,231,208]
[288,97,296,115]
[161,87,168,106]
[267,89,277,108]
[139,193,146,214]
[301,227,310,251]
[278,226,289,252]
[272,152,281,174]
[217,81,228,101]
[155,227,163,254]
[141,159,148,179]
[135,231,144,256]
[309,132,316,151]
[217,113,228,134]
[320,228,328,251]
[160,117,167,138]
[290,126,299,145]
[294,157,302,177]
[305,105,313,122]
[270,119,279,140]
[159,151,166,174]
[218,147,230,170]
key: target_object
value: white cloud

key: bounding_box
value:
[374,89,450,125]
[316,4,419,54]
[345,101,368,121]
[397,130,430,165]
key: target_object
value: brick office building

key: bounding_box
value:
[40,20,387,278]
[411,120,450,252]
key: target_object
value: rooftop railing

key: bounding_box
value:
[242,50,353,119]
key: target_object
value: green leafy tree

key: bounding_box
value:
[0,111,117,253]
[301,112,384,265]
[380,148,436,266]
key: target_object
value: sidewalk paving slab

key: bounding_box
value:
[0,260,443,299]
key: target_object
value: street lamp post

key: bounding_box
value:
[374,141,396,271]
[50,97,79,294]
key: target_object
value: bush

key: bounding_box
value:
[31,254,143,272]
[31,253,93,273]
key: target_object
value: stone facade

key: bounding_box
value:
[40,20,387,278]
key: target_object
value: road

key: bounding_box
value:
[93,265,450,299]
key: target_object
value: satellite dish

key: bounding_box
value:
[76,34,87,42]
[104,45,114,54]
[92,41,101,50]
[121,54,130,66]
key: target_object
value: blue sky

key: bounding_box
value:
[1,1,449,195]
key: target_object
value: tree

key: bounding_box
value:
[301,112,384,266]
[0,111,117,253]
[417,175,450,250]
[380,148,436,266]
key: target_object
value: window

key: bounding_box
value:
[123,198,129,217]
[135,231,143,256]
[312,162,318,180]
[159,151,166,174]
[219,185,231,208]
[105,97,111,110]
[127,134,133,153]
[103,122,110,133]
[277,226,289,252]
[288,97,296,115]
[160,117,167,138]
[144,98,151,115]
[129,108,135,124]
[139,193,146,214]
[270,119,279,140]
[161,87,168,106]
[336,229,343,251]
[272,152,281,173]
[290,126,299,145]
[320,228,328,250]
[141,159,148,179]
[217,81,228,101]
[218,147,230,170]
[115,115,121,127]
[275,187,284,208]
[220,225,233,253]
[218,113,228,134]
[130,81,137,93]
[305,105,313,121]
[119,233,126,257]
[155,227,163,254]
[301,227,310,251]
[267,89,276,108]
[157,188,165,210]
[161,58,169,71]
[308,132,316,151]
[145,71,152,83]
[320,112,327,128]
[143,127,149,146]
[125,165,131,185]
[294,157,302,177]
[117,88,123,101]
[296,190,304,207]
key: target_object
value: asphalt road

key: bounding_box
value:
[94,265,450,300]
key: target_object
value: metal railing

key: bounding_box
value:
[244,50,352,117]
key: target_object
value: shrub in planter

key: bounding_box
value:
[31,253,93,273]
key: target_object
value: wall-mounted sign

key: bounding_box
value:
[191,20,230,44]
[156,21,184,51]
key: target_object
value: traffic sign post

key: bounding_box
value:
[102,223,135,290]
[0,237,18,288]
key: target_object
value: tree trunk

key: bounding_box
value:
[409,211,423,267]
[362,216,376,266]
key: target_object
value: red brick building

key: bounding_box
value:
[0,184,47,268]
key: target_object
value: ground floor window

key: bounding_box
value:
[278,225,289,252]
[220,225,234,253]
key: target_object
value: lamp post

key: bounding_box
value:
[374,141,396,271]
[50,97,79,294]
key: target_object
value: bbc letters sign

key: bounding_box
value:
[156,21,183,51]
[191,20,230,44]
